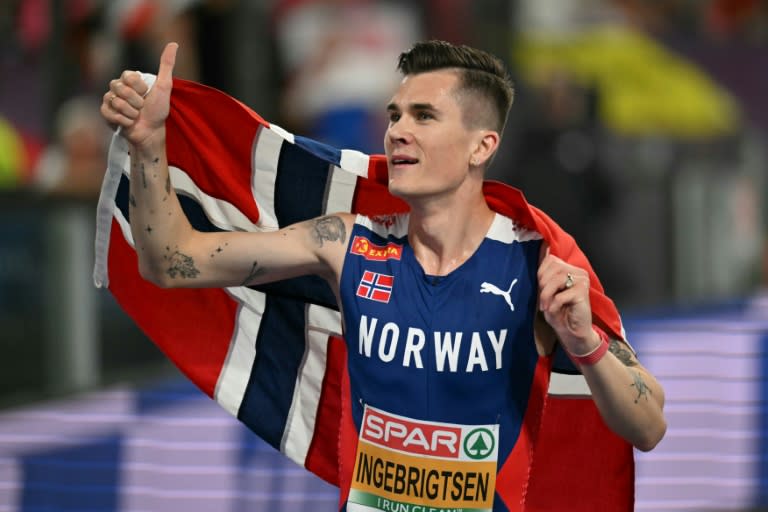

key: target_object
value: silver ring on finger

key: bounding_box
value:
[564,273,574,289]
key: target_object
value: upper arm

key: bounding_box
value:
[146,213,355,289]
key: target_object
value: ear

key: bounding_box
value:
[469,130,500,168]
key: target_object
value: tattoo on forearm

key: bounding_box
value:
[630,371,651,403]
[140,162,147,188]
[129,194,137,208]
[310,216,346,247]
[165,174,171,195]
[240,261,267,286]
[165,250,200,279]
[609,340,638,367]
[209,242,229,258]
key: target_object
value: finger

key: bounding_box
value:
[156,42,178,85]
[109,76,145,110]
[538,278,561,311]
[539,269,587,311]
[104,89,140,120]
[544,289,589,325]
[120,70,149,97]
[100,102,137,129]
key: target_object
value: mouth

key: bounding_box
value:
[390,155,419,168]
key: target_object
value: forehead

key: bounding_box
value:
[389,69,461,108]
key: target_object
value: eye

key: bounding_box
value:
[388,111,401,123]
[416,111,433,121]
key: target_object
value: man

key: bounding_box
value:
[101,40,666,511]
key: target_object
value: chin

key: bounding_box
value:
[387,180,413,199]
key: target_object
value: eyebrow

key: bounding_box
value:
[386,102,439,113]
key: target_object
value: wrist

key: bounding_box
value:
[130,128,167,156]
[565,326,610,366]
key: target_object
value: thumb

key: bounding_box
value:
[156,42,178,85]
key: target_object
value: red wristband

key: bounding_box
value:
[567,326,610,366]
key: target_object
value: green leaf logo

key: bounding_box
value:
[463,428,495,460]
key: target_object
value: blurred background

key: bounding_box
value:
[0,0,766,510]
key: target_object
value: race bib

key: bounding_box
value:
[347,405,499,512]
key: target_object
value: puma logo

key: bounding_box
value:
[480,278,518,312]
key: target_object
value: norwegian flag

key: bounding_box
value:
[356,271,394,303]
[94,77,634,511]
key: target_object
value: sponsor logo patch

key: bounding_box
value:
[350,236,403,261]
[347,406,499,511]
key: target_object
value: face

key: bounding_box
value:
[384,69,481,201]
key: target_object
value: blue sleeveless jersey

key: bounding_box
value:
[339,213,544,510]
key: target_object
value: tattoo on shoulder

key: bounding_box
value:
[609,339,638,367]
[240,261,267,286]
[165,250,200,279]
[310,216,346,247]
[630,371,651,403]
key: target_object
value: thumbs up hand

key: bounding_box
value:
[100,42,178,148]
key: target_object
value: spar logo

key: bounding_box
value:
[350,236,403,261]
[463,427,495,460]
[361,409,462,458]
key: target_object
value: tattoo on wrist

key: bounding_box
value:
[164,248,200,279]
[310,216,346,247]
[609,340,638,367]
[240,261,267,286]
[630,371,651,404]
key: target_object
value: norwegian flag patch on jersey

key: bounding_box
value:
[356,271,394,303]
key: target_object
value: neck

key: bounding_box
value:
[407,187,495,276]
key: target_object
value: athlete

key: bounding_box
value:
[101,40,666,510]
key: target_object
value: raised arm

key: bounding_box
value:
[537,248,667,452]
[100,42,352,289]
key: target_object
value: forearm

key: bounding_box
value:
[128,130,194,283]
[578,336,666,451]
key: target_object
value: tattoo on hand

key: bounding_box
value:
[240,261,267,286]
[630,371,651,403]
[609,340,638,367]
[166,250,200,279]
[310,216,346,247]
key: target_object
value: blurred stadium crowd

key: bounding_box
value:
[0,0,765,399]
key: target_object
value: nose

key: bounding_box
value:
[386,119,412,146]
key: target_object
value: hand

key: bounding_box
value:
[537,246,600,354]
[100,42,178,147]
